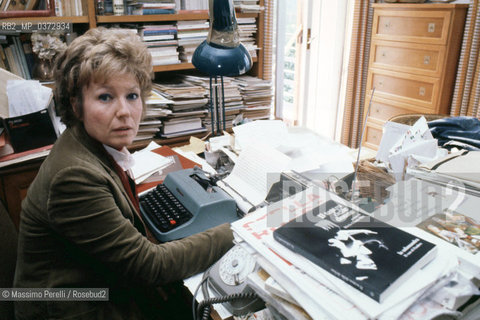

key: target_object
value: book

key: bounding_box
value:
[142,34,175,41]
[273,199,438,303]
[416,208,480,277]
[142,8,175,14]
[162,117,203,134]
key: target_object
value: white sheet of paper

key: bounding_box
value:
[389,116,432,155]
[223,143,291,205]
[233,120,289,151]
[376,121,410,163]
[7,80,52,117]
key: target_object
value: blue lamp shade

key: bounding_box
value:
[192,41,252,77]
[192,0,252,77]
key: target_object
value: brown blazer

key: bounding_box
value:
[13,125,234,320]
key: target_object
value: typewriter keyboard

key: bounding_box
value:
[139,184,193,233]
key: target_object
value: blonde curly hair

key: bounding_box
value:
[53,27,153,127]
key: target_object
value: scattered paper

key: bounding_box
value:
[376,121,410,163]
[377,117,446,181]
[390,117,433,153]
[389,139,439,181]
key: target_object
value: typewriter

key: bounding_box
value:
[139,167,239,242]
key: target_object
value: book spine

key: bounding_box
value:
[272,232,381,302]
[142,8,175,14]
[142,29,177,36]
[13,37,31,79]
[0,45,10,71]
[5,46,21,78]
[54,0,63,16]
[21,37,35,77]
[142,35,175,41]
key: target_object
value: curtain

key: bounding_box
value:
[451,0,480,118]
[262,0,274,81]
[340,0,374,148]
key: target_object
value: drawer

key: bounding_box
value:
[366,96,433,124]
[373,9,451,45]
[370,40,445,77]
[367,68,439,109]
[363,123,383,150]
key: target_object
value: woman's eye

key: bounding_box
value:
[127,93,139,100]
[98,94,112,102]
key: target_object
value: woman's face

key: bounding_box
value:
[80,73,143,150]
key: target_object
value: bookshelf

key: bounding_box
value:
[1,0,266,77]
[0,1,271,222]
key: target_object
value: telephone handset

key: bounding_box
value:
[198,245,265,318]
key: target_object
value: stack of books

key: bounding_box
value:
[135,89,172,142]
[224,140,480,319]
[182,75,243,130]
[230,189,457,319]
[237,17,258,59]
[177,0,208,11]
[176,20,209,63]
[51,0,87,16]
[0,35,34,80]
[233,0,263,13]
[234,75,273,121]
[152,79,208,138]
[141,25,180,66]
[134,0,175,15]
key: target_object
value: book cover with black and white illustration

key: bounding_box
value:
[273,199,438,303]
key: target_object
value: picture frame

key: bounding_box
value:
[0,0,55,18]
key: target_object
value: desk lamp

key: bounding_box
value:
[192,0,252,135]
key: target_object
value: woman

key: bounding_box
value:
[13,28,234,320]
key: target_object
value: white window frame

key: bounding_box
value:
[275,0,354,141]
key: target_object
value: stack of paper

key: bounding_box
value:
[152,79,208,138]
[176,20,209,63]
[234,75,273,121]
[237,17,259,58]
[183,75,244,129]
[130,142,173,184]
[141,24,180,66]
[233,0,264,13]
[135,89,172,142]
[231,189,458,320]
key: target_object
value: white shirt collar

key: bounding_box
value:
[103,144,135,173]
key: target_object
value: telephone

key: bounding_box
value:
[197,245,265,318]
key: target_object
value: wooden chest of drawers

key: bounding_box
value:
[363,3,468,149]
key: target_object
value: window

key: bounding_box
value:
[275,0,353,140]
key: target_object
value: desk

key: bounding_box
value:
[0,158,45,230]
[185,126,480,319]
